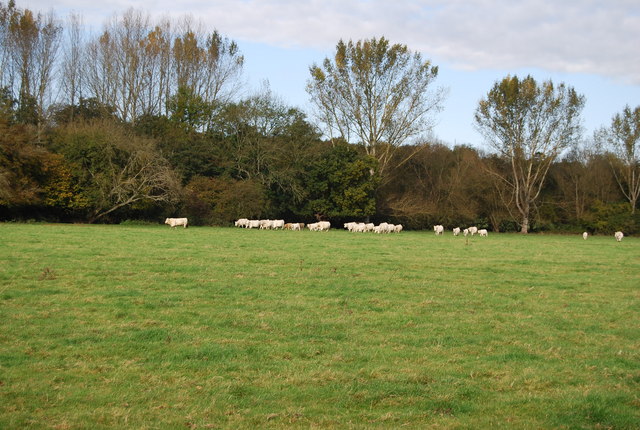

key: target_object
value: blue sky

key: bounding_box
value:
[19,0,640,149]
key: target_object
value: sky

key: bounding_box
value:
[17,0,640,148]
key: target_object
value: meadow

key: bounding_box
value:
[0,223,638,429]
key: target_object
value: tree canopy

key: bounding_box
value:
[307,36,446,178]
[474,75,585,233]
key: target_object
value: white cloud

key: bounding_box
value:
[16,0,640,84]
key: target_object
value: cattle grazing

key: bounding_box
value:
[165,218,188,228]
[433,225,444,235]
[614,231,624,242]
[234,218,249,228]
[478,229,488,237]
[453,227,461,236]
[468,226,478,236]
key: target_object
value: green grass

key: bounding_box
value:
[1,223,638,429]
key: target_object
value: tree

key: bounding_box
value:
[83,10,244,125]
[0,3,61,135]
[52,119,181,222]
[302,142,378,220]
[59,12,84,121]
[595,105,640,214]
[184,176,266,225]
[474,75,585,233]
[307,37,446,178]
[214,86,320,203]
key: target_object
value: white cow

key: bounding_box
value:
[353,223,366,233]
[234,218,249,228]
[583,232,588,240]
[394,224,403,233]
[478,229,488,237]
[452,227,461,236]
[614,231,624,242]
[468,226,478,236]
[434,225,444,235]
[271,219,285,230]
[247,220,260,229]
[463,228,469,237]
[165,217,188,228]
[317,221,331,231]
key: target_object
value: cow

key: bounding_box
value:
[165,217,188,228]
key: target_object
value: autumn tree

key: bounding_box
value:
[474,75,584,233]
[0,2,61,134]
[595,105,640,214]
[307,37,445,179]
[172,17,244,124]
[84,10,243,126]
[52,119,181,222]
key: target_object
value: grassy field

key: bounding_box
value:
[0,223,638,429]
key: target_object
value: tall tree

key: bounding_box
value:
[1,3,61,134]
[60,12,84,120]
[474,75,584,233]
[83,10,243,126]
[307,37,445,178]
[595,105,640,214]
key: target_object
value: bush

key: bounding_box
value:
[583,201,639,235]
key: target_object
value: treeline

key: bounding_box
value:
[0,2,638,233]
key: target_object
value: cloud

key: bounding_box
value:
[17,0,640,84]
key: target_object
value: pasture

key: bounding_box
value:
[0,223,638,429]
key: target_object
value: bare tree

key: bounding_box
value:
[84,30,118,114]
[139,19,172,118]
[1,4,61,134]
[595,105,640,214]
[60,12,84,118]
[474,75,584,233]
[172,17,244,129]
[83,10,243,126]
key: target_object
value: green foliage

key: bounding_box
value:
[583,200,639,234]
[596,105,640,213]
[303,143,378,219]
[475,75,585,233]
[184,176,266,225]
[307,36,445,177]
[51,97,118,125]
[167,86,214,132]
[50,119,181,222]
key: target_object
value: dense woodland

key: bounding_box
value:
[1,2,638,233]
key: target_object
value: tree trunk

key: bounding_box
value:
[520,201,530,234]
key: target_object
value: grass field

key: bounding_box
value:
[1,223,638,429]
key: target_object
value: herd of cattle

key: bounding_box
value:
[164,217,626,241]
